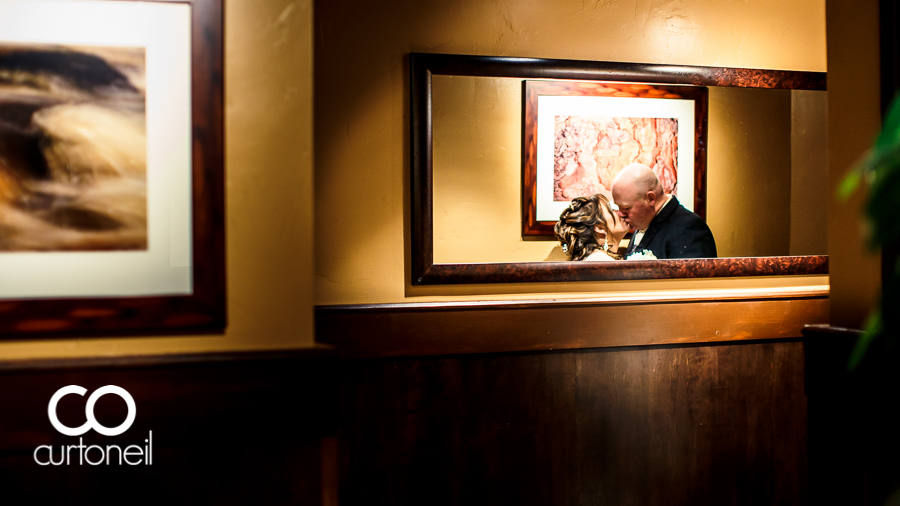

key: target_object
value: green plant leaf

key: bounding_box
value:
[838,167,863,201]
[848,310,883,370]
[839,91,900,368]
[876,93,900,151]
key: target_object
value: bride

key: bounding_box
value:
[554,193,630,261]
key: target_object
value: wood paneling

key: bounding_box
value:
[416,256,828,284]
[0,349,338,505]
[0,318,819,505]
[340,340,807,506]
[317,291,828,358]
[413,53,827,90]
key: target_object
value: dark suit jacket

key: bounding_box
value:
[625,197,717,259]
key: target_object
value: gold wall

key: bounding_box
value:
[315,0,828,305]
[432,75,556,264]
[706,87,792,258]
[827,0,882,328]
[0,0,842,360]
[791,89,829,256]
[0,0,316,359]
[432,80,810,263]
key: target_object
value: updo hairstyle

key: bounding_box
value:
[554,193,615,261]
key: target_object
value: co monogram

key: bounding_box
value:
[48,385,136,437]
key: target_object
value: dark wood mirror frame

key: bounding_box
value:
[410,52,828,285]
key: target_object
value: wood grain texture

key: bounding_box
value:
[416,255,827,285]
[410,52,434,283]
[316,292,828,358]
[0,349,338,504]
[521,81,709,236]
[413,53,827,90]
[339,341,807,506]
[0,0,225,338]
[410,52,827,285]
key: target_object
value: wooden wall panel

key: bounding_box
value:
[0,350,338,505]
[339,340,807,506]
[0,295,820,505]
[317,292,828,358]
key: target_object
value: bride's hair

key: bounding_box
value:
[554,193,616,261]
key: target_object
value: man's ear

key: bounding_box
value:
[646,190,657,205]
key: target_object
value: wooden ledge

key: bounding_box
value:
[321,286,828,313]
[316,289,829,358]
[0,345,337,373]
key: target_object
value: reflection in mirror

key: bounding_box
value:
[432,76,827,264]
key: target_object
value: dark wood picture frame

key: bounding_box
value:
[0,0,225,336]
[522,80,709,236]
[411,53,827,285]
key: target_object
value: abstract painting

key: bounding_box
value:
[0,0,226,335]
[0,43,146,251]
[553,115,679,203]
[522,79,708,236]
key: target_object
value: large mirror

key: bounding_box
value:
[411,53,828,285]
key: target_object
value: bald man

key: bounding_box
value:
[611,163,716,259]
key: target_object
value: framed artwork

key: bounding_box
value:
[522,80,709,236]
[0,0,224,336]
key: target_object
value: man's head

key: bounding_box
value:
[611,163,665,230]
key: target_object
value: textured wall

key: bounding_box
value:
[706,87,792,258]
[433,80,814,262]
[0,0,316,359]
[432,75,551,264]
[826,0,882,328]
[791,89,829,256]
[315,0,827,305]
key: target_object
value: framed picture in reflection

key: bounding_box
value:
[0,0,224,336]
[522,80,708,236]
